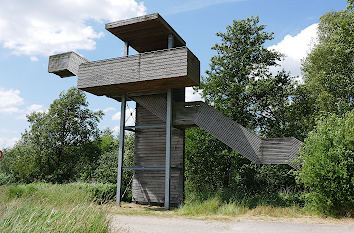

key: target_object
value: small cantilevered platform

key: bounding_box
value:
[48,52,88,78]
[106,13,185,53]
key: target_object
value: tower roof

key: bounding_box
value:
[105,13,186,53]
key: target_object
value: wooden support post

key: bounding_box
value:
[165,34,174,210]
[116,94,126,205]
[117,41,129,205]
[165,88,172,210]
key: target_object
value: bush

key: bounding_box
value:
[94,133,134,202]
[0,173,15,185]
[185,128,300,202]
[87,183,117,204]
[297,110,354,216]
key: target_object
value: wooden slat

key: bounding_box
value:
[77,47,200,96]
[105,13,185,53]
[133,95,303,168]
[48,51,88,78]
[132,97,184,205]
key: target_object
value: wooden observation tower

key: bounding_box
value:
[48,13,302,210]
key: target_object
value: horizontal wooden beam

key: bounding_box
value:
[123,167,166,171]
[125,124,166,130]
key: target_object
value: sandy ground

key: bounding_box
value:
[110,214,354,233]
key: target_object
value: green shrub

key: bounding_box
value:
[185,128,300,203]
[87,183,117,204]
[93,133,134,202]
[0,173,15,185]
[8,184,38,199]
[297,110,354,216]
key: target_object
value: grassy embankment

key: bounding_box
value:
[1,183,353,232]
[0,183,115,233]
[110,193,354,225]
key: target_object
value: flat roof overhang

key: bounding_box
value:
[105,13,186,53]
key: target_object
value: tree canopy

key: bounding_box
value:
[302,5,353,116]
[186,16,301,200]
[2,88,103,183]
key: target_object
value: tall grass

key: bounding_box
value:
[0,183,112,233]
[176,193,310,218]
[177,197,248,216]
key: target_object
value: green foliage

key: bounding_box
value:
[0,87,103,183]
[0,88,134,203]
[246,71,306,139]
[201,16,282,125]
[302,6,353,116]
[186,16,300,202]
[87,183,117,204]
[0,183,110,233]
[185,128,300,203]
[297,110,354,216]
[94,132,135,201]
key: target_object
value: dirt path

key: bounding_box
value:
[110,214,354,233]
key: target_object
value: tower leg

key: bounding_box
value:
[165,89,172,210]
[116,94,126,205]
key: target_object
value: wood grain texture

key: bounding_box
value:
[77,47,200,96]
[132,95,303,168]
[105,13,185,53]
[48,52,88,78]
[132,96,185,205]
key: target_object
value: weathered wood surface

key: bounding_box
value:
[133,95,303,168]
[106,13,185,53]
[132,99,184,205]
[48,52,88,78]
[77,47,200,96]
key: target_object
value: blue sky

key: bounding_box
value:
[0,0,348,148]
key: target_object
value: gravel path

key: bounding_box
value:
[110,214,354,233]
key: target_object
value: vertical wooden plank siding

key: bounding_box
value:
[132,98,184,205]
[165,89,172,209]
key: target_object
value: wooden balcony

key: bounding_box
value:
[77,46,200,97]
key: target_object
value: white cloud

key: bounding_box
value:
[17,104,45,120]
[0,0,146,58]
[0,87,45,117]
[112,126,120,133]
[103,107,115,113]
[112,109,136,133]
[0,88,24,113]
[30,56,39,62]
[0,137,19,148]
[112,112,120,121]
[27,104,44,112]
[268,23,318,80]
[186,87,203,102]
[112,108,136,127]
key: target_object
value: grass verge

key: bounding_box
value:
[1,183,352,232]
[0,183,112,233]
[108,197,354,225]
